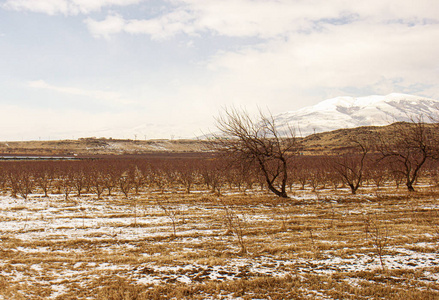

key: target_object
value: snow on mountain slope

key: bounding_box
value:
[275,93,439,136]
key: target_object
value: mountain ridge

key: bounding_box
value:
[275,93,439,136]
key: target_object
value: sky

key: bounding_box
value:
[0,0,438,141]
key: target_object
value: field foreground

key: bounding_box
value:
[0,188,438,299]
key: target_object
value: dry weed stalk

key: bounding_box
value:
[219,199,247,255]
[279,208,289,231]
[369,215,390,271]
[363,213,371,241]
[272,198,290,231]
[307,227,315,246]
[306,226,322,259]
[80,206,86,228]
[157,198,180,238]
[125,195,140,227]
[328,201,336,229]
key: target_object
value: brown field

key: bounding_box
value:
[0,138,210,157]
[0,182,438,299]
[0,121,438,299]
[0,123,421,157]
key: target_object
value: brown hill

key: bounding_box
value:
[0,138,211,157]
[0,122,435,157]
[301,121,437,154]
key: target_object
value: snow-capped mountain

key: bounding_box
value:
[275,93,439,136]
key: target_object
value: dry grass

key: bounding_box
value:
[0,185,438,299]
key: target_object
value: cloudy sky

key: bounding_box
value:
[0,0,438,140]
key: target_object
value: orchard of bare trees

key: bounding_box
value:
[0,116,438,200]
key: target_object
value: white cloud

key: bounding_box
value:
[28,80,133,105]
[199,19,439,109]
[82,1,439,105]
[84,0,337,39]
[84,0,439,39]
[2,0,143,15]
[125,10,196,39]
[85,9,197,40]
[85,14,125,39]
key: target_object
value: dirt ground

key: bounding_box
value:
[0,185,438,299]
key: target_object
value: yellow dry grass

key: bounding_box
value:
[0,185,438,299]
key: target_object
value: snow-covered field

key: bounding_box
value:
[0,189,438,299]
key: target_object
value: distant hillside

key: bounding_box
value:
[0,138,211,157]
[1,122,435,157]
[300,121,437,154]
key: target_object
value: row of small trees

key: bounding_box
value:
[1,148,439,200]
[0,158,218,200]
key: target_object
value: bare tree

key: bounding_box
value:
[17,168,34,200]
[103,164,119,196]
[7,165,20,198]
[177,160,198,194]
[119,170,138,226]
[157,198,181,238]
[149,166,168,194]
[0,165,6,193]
[131,165,145,195]
[332,138,370,195]
[378,118,436,192]
[213,108,299,198]
[35,168,54,197]
[90,168,105,200]
[367,160,388,191]
[58,171,74,201]
[119,171,133,198]
[200,158,226,195]
[72,168,86,197]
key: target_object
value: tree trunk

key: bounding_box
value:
[406,182,415,192]
[266,181,289,198]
